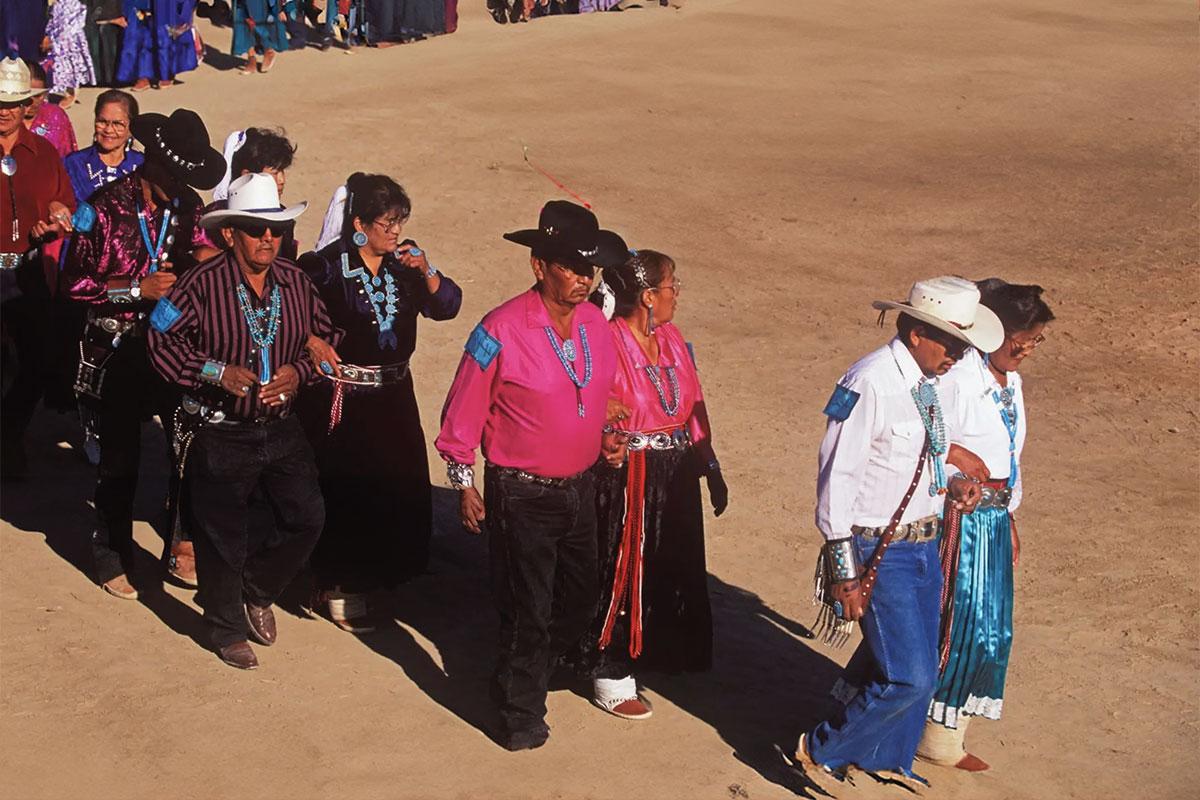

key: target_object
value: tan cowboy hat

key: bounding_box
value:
[199,173,307,229]
[873,275,1005,352]
[0,58,47,103]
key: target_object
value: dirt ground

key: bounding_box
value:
[1,1,1196,798]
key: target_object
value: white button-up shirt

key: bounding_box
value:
[815,338,954,541]
[940,348,1027,511]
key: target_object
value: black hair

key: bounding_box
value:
[231,127,297,176]
[342,172,412,242]
[24,60,46,85]
[975,278,1055,333]
[604,249,675,318]
[93,89,137,122]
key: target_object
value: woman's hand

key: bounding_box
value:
[395,243,430,274]
[706,467,729,516]
[606,399,631,426]
[947,474,982,513]
[31,202,74,240]
[601,429,627,468]
[947,443,989,482]
[1010,514,1021,567]
[459,487,486,534]
[306,334,341,378]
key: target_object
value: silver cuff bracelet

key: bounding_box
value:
[824,538,861,583]
[447,462,474,490]
[107,285,134,304]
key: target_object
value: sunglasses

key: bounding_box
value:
[552,260,596,280]
[235,221,293,239]
[922,326,970,358]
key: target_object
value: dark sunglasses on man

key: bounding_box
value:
[922,325,970,359]
[236,220,293,240]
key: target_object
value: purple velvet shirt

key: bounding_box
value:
[61,170,206,317]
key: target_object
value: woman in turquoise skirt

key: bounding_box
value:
[919,279,1055,772]
[232,0,289,75]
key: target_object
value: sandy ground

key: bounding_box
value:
[1,1,1196,798]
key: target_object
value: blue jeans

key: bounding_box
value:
[808,535,942,773]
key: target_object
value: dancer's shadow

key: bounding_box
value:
[640,575,851,798]
[340,486,498,741]
[0,411,208,648]
[201,45,247,72]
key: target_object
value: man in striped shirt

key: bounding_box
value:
[147,173,341,670]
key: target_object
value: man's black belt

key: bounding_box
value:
[487,463,589,488]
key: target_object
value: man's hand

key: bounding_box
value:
[947,443,989,483]
[139,271,177,300]
[459,486,485,534]
[30,201,74,240]
[601,429,627,468]
[1011,514,1020,567]
[260,364,300,406]
[948,474,982,514]
[306,335,341,378]
[220,365,258,399]
[706,468,729,516]
[830,578,866,621]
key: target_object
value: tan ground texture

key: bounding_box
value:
[1,1,1196,798]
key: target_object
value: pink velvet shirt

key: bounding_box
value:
[436,288,618,478]
[608,317,708,445]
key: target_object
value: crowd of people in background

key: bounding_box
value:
[0,0,673,97]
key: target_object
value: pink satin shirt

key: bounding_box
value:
[608,317,707,445]
[436,289,618,478]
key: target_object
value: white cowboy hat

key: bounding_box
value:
[199,173,307,229]
[872,275,1005,353]
[0,58,47,103]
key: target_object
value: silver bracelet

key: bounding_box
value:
[447,461,474,490]
[106,284,134,304]
[823,538,861,583]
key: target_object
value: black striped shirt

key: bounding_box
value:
[147,252,342,421]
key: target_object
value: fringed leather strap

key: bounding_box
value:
[598,449,648,658]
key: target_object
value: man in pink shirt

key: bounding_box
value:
[436,200,627,751]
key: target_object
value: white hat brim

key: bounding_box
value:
[199,201,308,230]
[0,87,47,103]
[872,300,1005,353]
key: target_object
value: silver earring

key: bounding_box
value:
[352,230,368,247]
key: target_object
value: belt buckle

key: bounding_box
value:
[371,368,384,388]
[515,470,535,484]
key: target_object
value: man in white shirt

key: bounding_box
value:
[795,276,1002,787]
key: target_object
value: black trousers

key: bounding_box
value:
[188,416,324,648]
[0,288,53,450]
[89,336,182,583]
[485,466,598,736]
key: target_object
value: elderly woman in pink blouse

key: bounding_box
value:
[574,248,729,721]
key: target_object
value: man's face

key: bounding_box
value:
[224,221,287,272]
[0,100,28,136]
[533,255,594,307]
[908,324,969,377]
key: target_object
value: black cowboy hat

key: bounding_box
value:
[132,108,226,191]
[503,200,626,269]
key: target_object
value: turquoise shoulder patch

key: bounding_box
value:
[465,323,501,369]
[149,297,182,333]
[823,384,860,422]
[72,201,97,234]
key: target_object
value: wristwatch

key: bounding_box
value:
[129,278,141,301]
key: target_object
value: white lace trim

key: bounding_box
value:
[928,694,1003,728]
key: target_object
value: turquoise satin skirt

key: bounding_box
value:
[929,505,1014,729]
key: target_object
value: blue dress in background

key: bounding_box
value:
[115,0,198,84]
[231,0,290,55]
[64,144,144,202]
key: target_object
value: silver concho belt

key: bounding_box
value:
[335,361,411,388]
[978,484,1013,509]
[852,514,940,543]
[618,428,691,452]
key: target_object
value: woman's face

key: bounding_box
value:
[94,101,132,154]
[238,166,286,197]
[25,77,45,121]
[988,322,1047,373]
[646,264,681,326]
[358,206,406,255]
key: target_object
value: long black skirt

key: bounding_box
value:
[573,448,712,679]
[298,375,432,592]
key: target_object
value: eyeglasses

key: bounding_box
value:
[95,118,129,131]
[372,215,407,233]
[651,277,683,295]
[1009,332,1047,353]
[236,221,293,239]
